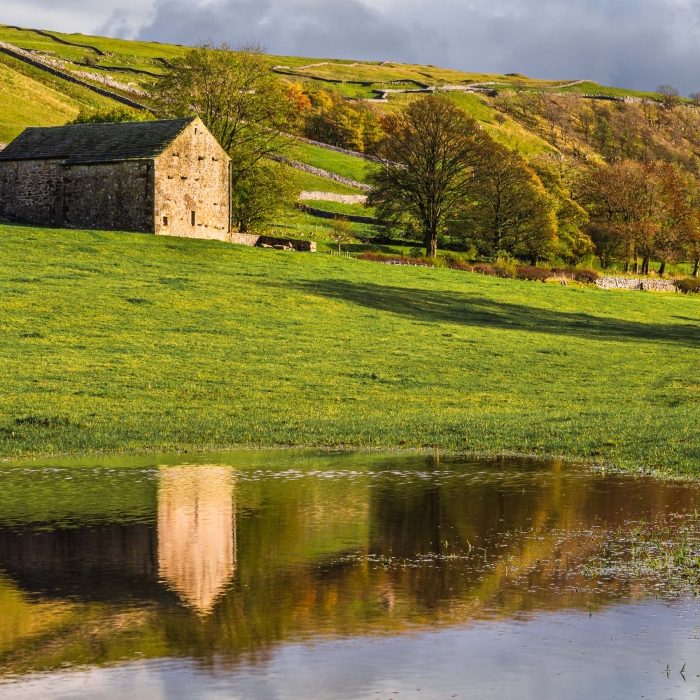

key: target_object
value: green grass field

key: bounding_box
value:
[3,222,700,474]
[292,143,377,183]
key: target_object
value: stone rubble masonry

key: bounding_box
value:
[0,118,232,242]
[596,276,678,292]
[299,191,367,204]
[154,121,231,240]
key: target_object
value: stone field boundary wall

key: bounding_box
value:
[0,41,151,111]
[299,191,367,204]
[296,203,381,225]
[596,276,679,292]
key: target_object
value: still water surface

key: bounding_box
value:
[2,450,700,699]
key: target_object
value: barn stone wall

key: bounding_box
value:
[0,159,63,225]
[62,161,154,233]
[154,120,231,241]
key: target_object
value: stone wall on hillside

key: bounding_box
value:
[268,154,372,191]
[596,276,678,292]
[299,191,367,204]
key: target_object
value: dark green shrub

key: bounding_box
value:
[677,277,700,293]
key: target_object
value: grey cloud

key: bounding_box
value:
[136,0,419,61]
[5,0,700,94]
[133,0,700,94]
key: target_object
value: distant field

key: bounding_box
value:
[3,223,700,475]
[0,50,115,141]
[292,143,378,183]
[288,168,366,195]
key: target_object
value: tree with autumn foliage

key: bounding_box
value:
[301,87,382,153]
[578,159,698,274]
[458,142,559,264]
[368,96,486,257]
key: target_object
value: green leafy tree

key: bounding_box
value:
[368,96,485,257]
[529,156,592,264]
[458,141,558,264]
[328,217,355,252]
[232,161,298,233]
[70,106,152,124]
[152,42,298,231]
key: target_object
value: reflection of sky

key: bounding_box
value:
[5,600,700,700]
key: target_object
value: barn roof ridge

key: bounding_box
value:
[0,117,199,165]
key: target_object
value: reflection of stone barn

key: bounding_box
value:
[0,117,232,240]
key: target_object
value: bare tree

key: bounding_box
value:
[368,96,485,257]
[657,85,681,109]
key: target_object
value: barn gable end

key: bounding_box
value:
[153,119,231,240]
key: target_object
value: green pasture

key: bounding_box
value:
[292,143,377,183]
[0,52,115,142]
[3,223,700,474]
[300,200,374,217]
[288,167,366,195]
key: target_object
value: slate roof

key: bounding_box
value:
[0,118,196,165]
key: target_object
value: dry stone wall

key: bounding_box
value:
[596,276,678,292]
[299,191,367,204]
[269,154,371,191]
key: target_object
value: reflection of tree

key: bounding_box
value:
[158,466,236,615]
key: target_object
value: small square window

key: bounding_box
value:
[162,216,168,226]
[191,211,196,226]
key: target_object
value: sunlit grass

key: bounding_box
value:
[3,222,700,473]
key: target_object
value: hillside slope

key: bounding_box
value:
[2,222,700,473]
[1,23,687,162]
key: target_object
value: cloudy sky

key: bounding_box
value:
[4,0,700,94]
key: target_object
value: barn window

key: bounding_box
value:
[194,127,198,134]
[191,211,196,226]
[162,216,168,226]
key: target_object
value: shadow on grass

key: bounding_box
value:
[295,278,700,346]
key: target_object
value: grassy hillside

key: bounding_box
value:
[0,49,117,142]
[0,23,677,161]
[292,143,377,184]
[3,222,700,474]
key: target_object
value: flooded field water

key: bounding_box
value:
[1,450,700,699]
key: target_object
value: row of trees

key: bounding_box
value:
[83,41,699,270]
[369,97,586,263]
[370,96,700,271]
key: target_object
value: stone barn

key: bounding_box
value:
[0,117,232,240]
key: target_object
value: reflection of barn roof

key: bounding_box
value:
[0,117,195,165]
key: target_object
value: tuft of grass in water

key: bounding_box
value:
[4,222,700,471]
